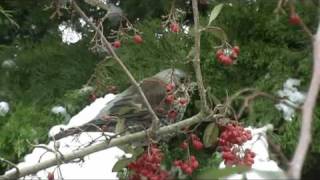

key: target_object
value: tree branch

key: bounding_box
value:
[1,113,205,179]
[191,0,210,114]
[71,0,160,133]
[288,24,319,179]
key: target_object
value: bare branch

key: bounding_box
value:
[1,113,205,179]
[288,23,319,179]
[71,0,160,133]
[191,0,210,113]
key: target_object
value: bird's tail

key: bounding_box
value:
[51,119,117,141]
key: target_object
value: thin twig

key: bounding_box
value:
[191,0,210,114]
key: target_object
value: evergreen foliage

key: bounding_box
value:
[0,0,319,177]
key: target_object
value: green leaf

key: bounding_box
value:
[208,3,224,26]
[112,157,135,172]
[197,166,250,179]
[203,122,219,148]
[112,147,144,172]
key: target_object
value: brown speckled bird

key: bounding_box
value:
[52,68,189,140]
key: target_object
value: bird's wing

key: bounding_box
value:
[109,77,168,123]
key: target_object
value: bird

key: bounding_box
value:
[51,68,190,140]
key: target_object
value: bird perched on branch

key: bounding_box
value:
[52,68,190,140]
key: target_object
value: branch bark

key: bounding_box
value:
[71,0,160,132]
[1,113,205,179]
[288,25,319,179]
[191,0,210,114]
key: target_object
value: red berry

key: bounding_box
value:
[184,166,193,175]
[48,172,54,180]
[219,55,233,65]
[113,40,121,48]
[232,46,240,54]
[230,52,238,60]
[190,155,196,161]
[166,83,175,93]
[181,163,189,172]
[165,94,175,104]
[133,34,143,44]
[179,98,188,106]
[180,141,188,150]
[170,22,180,33]
[168,109,178,120]
[216,49,224,59]
[192,140,204,150]
[289,14,301,25]
[174,160,183,167]
[230,46,240,59]
[191,160,199,169]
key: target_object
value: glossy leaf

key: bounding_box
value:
[203,122,219,148]
[208,4,224,26]
[112,157,135,172]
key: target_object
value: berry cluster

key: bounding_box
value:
[128,145,169,180]
[218,123,255,167]
[215,46,240,65]
[174,155,199,175]
[164,82,188,121]
[112,34,143,49]
[179,133,204,151]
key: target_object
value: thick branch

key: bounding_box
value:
[71,1,160,132]
[288,26,319,178]
[1,113,205,179]
[191,0,210,113]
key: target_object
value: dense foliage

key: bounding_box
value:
[0,0,319,178]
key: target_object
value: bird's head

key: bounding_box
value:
[153,68,187,85]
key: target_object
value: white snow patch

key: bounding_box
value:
[51,105,71,122]
[51,106,67,115]
[182,25,190,34]
[275,78,306,121]
[1,59,16,69]
[5,93,126,179]
[219,124,286,179]
[79,18,86,27]
[0,101,10,116]
[58,22,82,45]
